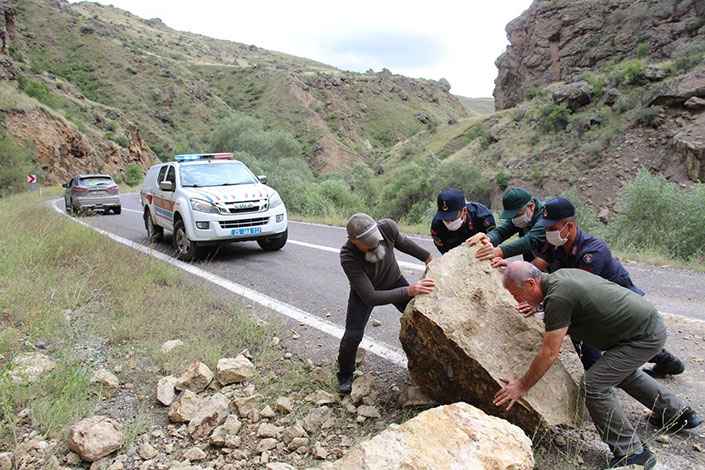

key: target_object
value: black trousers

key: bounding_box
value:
[337,276,410,379]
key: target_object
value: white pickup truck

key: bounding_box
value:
[140,153,288,261]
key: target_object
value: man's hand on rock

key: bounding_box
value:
[493,377,526,411]
[516,301,538,317]
[408,278,435,296]
[475,242,502,260]
[466,233,489,246]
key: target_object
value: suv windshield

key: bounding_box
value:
[180,162,259,187]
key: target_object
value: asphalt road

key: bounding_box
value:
[50,192,705,371]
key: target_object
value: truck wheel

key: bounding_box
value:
[257,228,288,251]
[173,219,199,261]
[144,209,163,243]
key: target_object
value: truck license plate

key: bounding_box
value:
[232,227,262,236]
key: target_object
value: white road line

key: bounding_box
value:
[52,203,408,367]
[287,239,425,271]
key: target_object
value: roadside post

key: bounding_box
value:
[27,174,37,192]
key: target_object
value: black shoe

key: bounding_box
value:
[337,376,353,395]
[603,446,656,469]
[649,406,703,433]
[643,350,685,378]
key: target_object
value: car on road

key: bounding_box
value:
[140,153,288,261]
[63,174,121,215]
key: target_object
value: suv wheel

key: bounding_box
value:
[173,219,199,261]
[144,209,164,243]
[257,229,288,251]
[112,205,122,215]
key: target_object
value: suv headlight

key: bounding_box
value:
[269,191,283,209]
[190,198,217,214]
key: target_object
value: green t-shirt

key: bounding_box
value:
[541,269,658,350]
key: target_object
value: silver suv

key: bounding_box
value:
[63,174,121,215]
[140,153,288,261]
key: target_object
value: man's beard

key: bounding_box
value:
[365,244,386,263]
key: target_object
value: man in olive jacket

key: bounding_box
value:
[470,187,547,263]
[495,261,701,469]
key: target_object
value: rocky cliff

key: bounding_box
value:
[0,4,160,185]
[494,0,705,110]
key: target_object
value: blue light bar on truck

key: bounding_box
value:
[174,153,235,162]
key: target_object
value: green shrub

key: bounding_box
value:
[636,42,650,60]
[608,169,705,261]
[0,128,35,197]
[124,163,143,187]
[633,106,661,127]
[495,171,510,191]
[536,103,571,133]
[8,44,23,63]
[670,40,705,73]
[530,163,546,188]
[429,160,491,206]
[458,123,492,150]
[374,162,430,221]
[22,81,49,101]
[303,178,365,218]
[622,60,647,86]
[584,74,606,96]
[114,136,130,148]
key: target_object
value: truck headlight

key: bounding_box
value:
[269,191,283,209]
[190,198,217,214]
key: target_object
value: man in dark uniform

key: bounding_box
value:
[337,213,435,394]
[469,187,548,263]
[530,197,685,377]
[495,261,701,469]
[430,189,496,254]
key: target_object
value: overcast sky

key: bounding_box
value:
[70,0,533,97]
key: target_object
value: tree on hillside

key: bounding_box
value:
[0,128,35,198]
[209,114,315,213]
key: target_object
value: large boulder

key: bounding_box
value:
[400,243,584,433]
[318,402,534,469]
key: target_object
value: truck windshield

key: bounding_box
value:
[180,162,259,187]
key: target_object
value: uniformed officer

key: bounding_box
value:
[530,197,685,377]
[469,187,548,263]
[430,189,496,254]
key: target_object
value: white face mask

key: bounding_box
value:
[511,205,533,228]
[443,215,464,231]
[546,224,569,247]
[512,214,530,228]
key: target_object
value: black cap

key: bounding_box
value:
[536,198,576,226]
[435,190,465,220]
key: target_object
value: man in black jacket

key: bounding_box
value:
[337,213,435,394]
